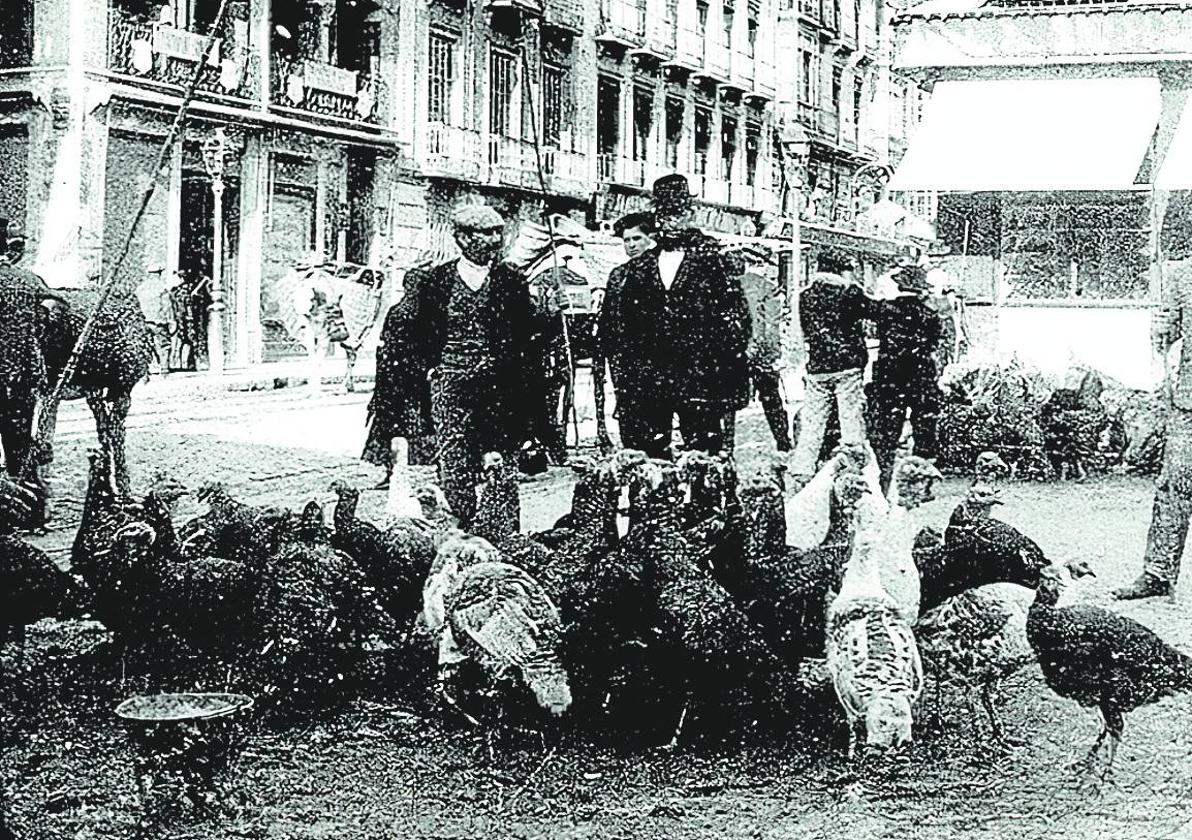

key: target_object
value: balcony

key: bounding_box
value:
[667,22,702,69]
[541,145,588,196]
[271,55,379,124]
[544,0,584,32]
[597,152,622,182]
[486,136,539,189]
[597,0,644,46]
[700,38,730,82]
[641,12,675,58]
[752,57,776,100]
[727,50,754,91]
[422,122,483,181]
[107,8,252,99]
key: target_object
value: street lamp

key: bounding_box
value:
[778,123,810,379]
[200,127,232,373]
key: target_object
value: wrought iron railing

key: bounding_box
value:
[270,54,379,124]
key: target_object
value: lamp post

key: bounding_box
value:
[200,127,232,373]
[778,123,810,379]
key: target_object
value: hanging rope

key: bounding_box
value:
[517,24,581,451]
[27,0,234,479]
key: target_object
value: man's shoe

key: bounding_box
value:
[1113,572,1171,601]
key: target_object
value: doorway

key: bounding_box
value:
[178,171,240,369]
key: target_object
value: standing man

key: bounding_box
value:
[611,175,751,456]
[594,211,656,453]
[403,204,538,530]
[136,263,173,375]
[1115,256,1192,601]
[0,259,55,479]
[790,251,871,490]
[737,247,792,453]
[867,262,944,493]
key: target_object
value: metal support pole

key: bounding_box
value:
[209,176,226,373]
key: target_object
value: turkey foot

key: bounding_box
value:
[656,705,689,752]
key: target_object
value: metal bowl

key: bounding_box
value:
[115,692,254,724]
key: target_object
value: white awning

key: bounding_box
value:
[1156,98,1192,189]
[888,77,1161,192]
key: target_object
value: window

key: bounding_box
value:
[745,122,760,186]
[697,0,708,34]
[800,49,816,104]
[853,75,863,140]
[831,64,842,117]
[633,86,654,162]
[488,47,517,138]
[542,64,566,147]
[723,5,734,48]
[665,96,684,169]
[597,75,621,178]
[746,18,758,58]
[428,33,456,124]
[721,115,737,182]
[694,106,712,175]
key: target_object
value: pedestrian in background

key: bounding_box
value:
[362,263,435,488]
[402,204,538,530]
[736,247,792,454]
[593,211,656,453]
[608,175,751,457]
[790,251,870,490]
[867,262,944,493]
[136,263,173,375]
[0,258,58,479]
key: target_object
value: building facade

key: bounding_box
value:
[889,0,1192,389]
[0,0,785,368]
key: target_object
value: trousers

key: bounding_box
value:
[751,366,792,451]
[0,383,36,478]
[430,370,520,531]
[616,400,730,458]
[791,368,867,476]
[1143,407,1192,584]
[869,362,942,492]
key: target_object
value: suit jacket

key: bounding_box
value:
[403,258,539,440]
[608,231,752,411]
[0,265,60,390]
[594,261,631,391]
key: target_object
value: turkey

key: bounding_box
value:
[439,560,572,745]
[34,281,154,495]
[329,480,436,626]
[868,456,942,625]
[1,535,90,652]
[1037,371,1109,481]
[176,482,294,567]
[784,443,877,551]
[825,487,924,757]
[915,556,1096,744]
[470,453,554,577]
[628,458,797,747]
[1027,564,1192,787]
[421,533,503,640]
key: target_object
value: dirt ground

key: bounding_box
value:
[4,387,1192,839]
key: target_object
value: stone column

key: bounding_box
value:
[236,133,267,365]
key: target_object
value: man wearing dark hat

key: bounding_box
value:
[401,203,539,529]
[867,261,945,492]
[605,175,751,456]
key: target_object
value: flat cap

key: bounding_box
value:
[452,204,505,231]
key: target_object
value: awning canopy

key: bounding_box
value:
[1156,97,1192,189]
[888,77,1161,192]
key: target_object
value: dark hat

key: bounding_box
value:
[651,174,693,215]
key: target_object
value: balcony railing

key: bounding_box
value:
[544,0,584,31]
[486,136,539,189]
[106,8,252,98]
[643,12,675,57]
[423,122,483,181]
[728,50,754,90]
[598,0,644,44]
[672,22,702,68]
[271,55,379,124]
[541,145,588,194]
[597,152,621,182]
[702,38,730,80]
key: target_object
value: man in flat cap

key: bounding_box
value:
[401,204,539,529]
[605,174,751,456]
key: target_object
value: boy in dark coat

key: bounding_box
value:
[867,263,944,492]
[604,175,751,456]
[400,205,539,530]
